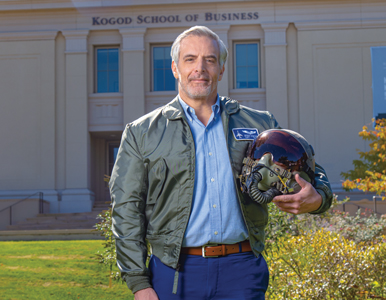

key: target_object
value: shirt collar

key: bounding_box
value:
[178,94,220,119]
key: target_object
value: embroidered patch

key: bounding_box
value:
[232,128,259,141]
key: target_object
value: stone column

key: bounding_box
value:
[261,23,289,128]
[211,25,230,97]
[61,30,94,213]
[120,28,147,124]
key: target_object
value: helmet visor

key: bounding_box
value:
[249,130,308,172]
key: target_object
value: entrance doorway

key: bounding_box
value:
[90,132,122,205]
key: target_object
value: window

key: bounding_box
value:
[234,42,259,89]
[371,47,386,120]
[152,45,175,91]
[95,47,119,93]
[108,141,120,175]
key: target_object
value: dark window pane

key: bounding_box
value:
[247,44,258,66]
[152,46,174,91]
[165,69,176,91]
[97,71,108,93]
[153,47,165,68]
[97,47,119,93]
[109,49,119,71]
[235,43,259,89]
[97,49,108,71]
[247,67,259,88]
[236,66,247,89]
[164,57,172,68]
[236,44,247,67]
[153,69,165,91]
[109,71,119,92]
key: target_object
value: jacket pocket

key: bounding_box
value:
[145,158,167,224]
[147,158,167,205]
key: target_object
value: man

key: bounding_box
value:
[110,26,332,300]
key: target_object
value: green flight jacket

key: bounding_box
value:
[110,96,333,293]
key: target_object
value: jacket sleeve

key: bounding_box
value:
[268,112,333,214]
[110,124,151,294]
[309,163,334,214]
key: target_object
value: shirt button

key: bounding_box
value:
[214,231,218,235]
[213,204,217,208]
[206,129,208,132]
[211,178,215,182]
[209,152,213,156]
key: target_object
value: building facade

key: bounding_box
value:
[0,0,385,213]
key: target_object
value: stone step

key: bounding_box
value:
[15,218,97,225]
[31,214,99,221]
[37,211,98,217]
[4,203,111,231]
[7,223,98,230]
[0,229,103,241]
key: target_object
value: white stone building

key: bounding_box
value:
[0,0,385,214]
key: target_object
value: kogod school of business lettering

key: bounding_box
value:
[0,0,385,214]
[92,12,260,26]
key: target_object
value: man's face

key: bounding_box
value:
[172,35,225,102]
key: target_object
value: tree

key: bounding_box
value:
[341,118,386,199]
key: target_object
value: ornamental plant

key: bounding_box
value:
[95,206,122,287]
[265,230,386,299]
[264,198,386,299]
[94,175,123,287]
[341,118,386,199]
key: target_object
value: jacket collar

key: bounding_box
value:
[162,95,239,120]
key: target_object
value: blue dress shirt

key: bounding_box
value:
[179,95,249,247]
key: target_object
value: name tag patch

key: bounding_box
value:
[232,128,259,141]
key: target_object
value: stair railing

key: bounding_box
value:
[0,192,44,226]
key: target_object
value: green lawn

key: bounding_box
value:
[0,240,134,300]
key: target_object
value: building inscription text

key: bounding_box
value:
[92,12,259,26]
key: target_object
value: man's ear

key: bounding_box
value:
[172,61,179,80]
[218,64,225,82]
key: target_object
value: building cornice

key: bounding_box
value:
[295,19,386,31]
[261,22,288,47]
[62,29,89,53]
[0,0,273,12]
[120,27,147,52]
[0,30,57,41]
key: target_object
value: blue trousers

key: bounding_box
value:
[149,252,269,300]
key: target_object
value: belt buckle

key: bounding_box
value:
[202,244,219,258]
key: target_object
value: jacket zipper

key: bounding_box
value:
[223,110,253,246]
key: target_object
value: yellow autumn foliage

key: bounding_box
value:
[342,118,386,199]
[265,230,386,299]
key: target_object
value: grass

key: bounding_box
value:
[0,240,134,300]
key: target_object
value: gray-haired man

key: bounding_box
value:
[110,25,332,300]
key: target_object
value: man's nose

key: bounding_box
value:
[194,58,206,73]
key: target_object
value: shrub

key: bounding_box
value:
[264,199,386,299]
[265,230,386,299]
[341,118,386,199]
[94,206,122,287]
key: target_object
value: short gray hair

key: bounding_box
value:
[171,26,228,68]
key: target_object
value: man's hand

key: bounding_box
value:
[272,174,322,214]
[134,288,159,300]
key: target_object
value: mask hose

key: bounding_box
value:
[249,172,282,204]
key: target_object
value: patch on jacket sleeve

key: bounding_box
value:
[232,128,259,141]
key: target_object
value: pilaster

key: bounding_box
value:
[120,27,147,124]
[210,25,230,97]
[261,23,289,128]
[61,29,94,212]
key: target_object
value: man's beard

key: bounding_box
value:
[176,69,217,100]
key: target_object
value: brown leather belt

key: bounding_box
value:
[181,240,251,258]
